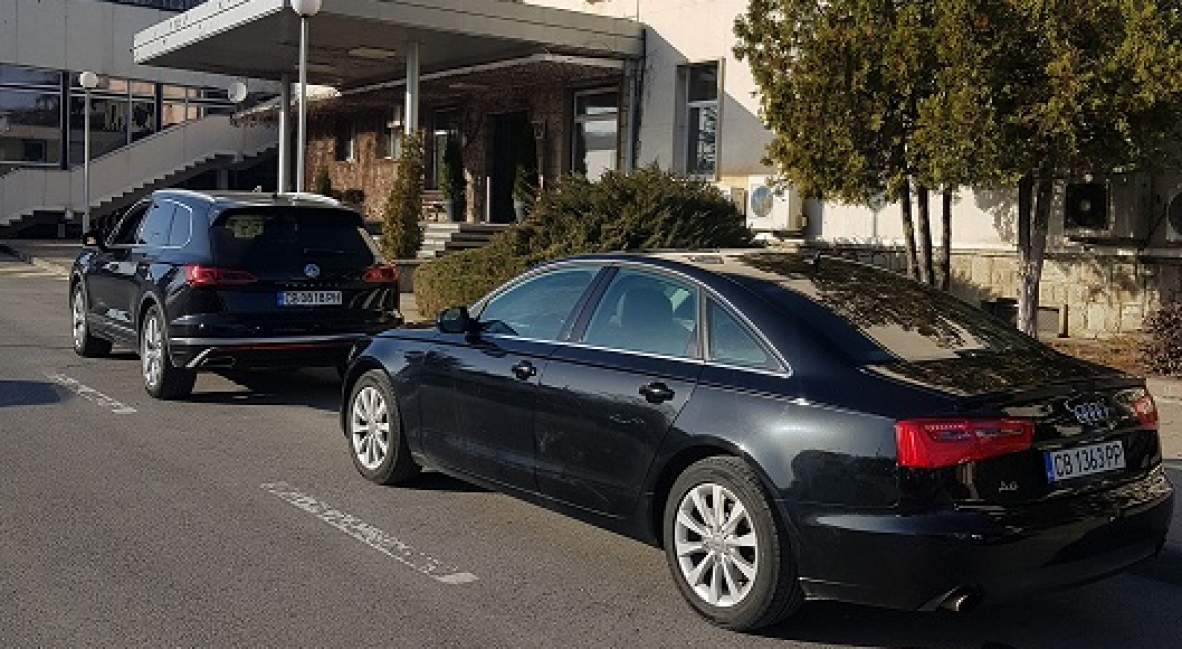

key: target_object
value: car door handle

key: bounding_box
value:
[511,360,537,380]
[639,382,675,403]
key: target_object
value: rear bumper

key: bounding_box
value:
[171,334,368,370]
[790,467,1174,610]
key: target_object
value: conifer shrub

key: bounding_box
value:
[1141,303,1182,375]
[414,165,753,317]
[379,131,425,260]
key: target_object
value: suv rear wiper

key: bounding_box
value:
[303,248,348,256]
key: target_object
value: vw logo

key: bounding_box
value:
[1067,398,1110,426]
[303,263,321,279]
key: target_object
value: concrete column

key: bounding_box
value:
[278,74,291,192]
[405,41,420,135]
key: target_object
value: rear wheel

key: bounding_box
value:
[71,283,111,357]
[663,457,803,630]
[140,304,195,399]
[347,370,420,485]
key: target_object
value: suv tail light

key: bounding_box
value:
[184,265,257,287]
[896,418,1034,469]
[362,264,400,283]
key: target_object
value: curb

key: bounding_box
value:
[1148,378,1182,401]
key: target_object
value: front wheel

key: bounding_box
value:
[71,283,111,357]
[140,304,195,399]
[663,457,803,631]
[346,370,420,485]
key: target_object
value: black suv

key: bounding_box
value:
[70,190,401,399]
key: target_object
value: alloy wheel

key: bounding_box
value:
[71,288,87,350]
[673,482,760,608]
[141,312,164,389]
[350,385,391,470]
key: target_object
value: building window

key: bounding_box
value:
[429,108,460,188]
[376,112,401,160]
[572,88,619,181]
[0,89,63,165]
[679,62,720,178]
[334,120,355,162]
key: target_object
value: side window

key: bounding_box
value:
[137,201,176,247]
[581,269,698,358]
[707,300,776,370]
[476,266,599,341]
[167,204,193,247]
[107,203,151,246]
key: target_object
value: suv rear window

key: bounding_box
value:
[210,207,377,272]
[730,253,1043,363]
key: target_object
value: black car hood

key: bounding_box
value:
[866,347,1130,397]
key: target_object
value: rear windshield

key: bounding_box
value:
[210,207,377,272]
[729,253,1044,363]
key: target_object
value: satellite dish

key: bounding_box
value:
[227,81,248,103]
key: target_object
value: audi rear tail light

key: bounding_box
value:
[362,264,400,283]
[1132,394,1158,430]
[895,418,1034,469]
[184,264,257,287]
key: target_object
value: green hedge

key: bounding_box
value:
[413,166,754,318]
[1142,303,1182,375]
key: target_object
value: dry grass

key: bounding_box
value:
[1046,334,1149,376]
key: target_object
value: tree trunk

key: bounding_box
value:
[1016,175,1052,336]
[916,185,934,286]
[899,179,919,280]
[940,190,953,291]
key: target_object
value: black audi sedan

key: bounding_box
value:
[338,250,1173,630]
[70,189,401,399]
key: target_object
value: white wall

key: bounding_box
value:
[0,0,260,90]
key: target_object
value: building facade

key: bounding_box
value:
[128,0,1182,337]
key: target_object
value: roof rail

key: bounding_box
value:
[275,191,342,206]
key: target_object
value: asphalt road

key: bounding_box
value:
[2,252,1181,649]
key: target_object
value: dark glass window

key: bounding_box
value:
[707,300,775,369]
[167,205,192,247]
[210,208,377,273]
[0,65,61,87]
[109,203,151,246]
[477,267,599,340]
[681,63,719,178]
[0,89,62,164]
[137,201,176,247]
[572,89,618,180]
[582,269,698,358]
[334,120,355,162]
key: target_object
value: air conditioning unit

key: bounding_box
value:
[746,176,804,233]
[1063,173,1151,241]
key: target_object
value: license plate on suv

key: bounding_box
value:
[1044,440,1125,483]
[278,291,342,306]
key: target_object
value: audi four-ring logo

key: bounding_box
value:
[1069,400,1110,425]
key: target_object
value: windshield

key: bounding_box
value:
[210,207,377,273]
[729,252,1045,363]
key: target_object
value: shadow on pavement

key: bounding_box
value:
[395,470,489,493]
[182,368,342,412]
[0,380,63,407]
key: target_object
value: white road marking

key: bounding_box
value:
[44,372,137,414]
[261,482,478,585]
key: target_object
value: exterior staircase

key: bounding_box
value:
[417,222,509,259]
[1,115,277,235]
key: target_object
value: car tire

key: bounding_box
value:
[71,283,112,357]
[140,303,195,400]
[663,457,803,631]
[346,369,421,485]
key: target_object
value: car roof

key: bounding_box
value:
[151,189,348,211]
[555,249,867,289]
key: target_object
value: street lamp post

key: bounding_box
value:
[291,0,322,193]
[78,70,99,233]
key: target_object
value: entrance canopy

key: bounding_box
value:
[133,0,644,89]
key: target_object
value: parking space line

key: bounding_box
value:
[45,372,137,414]
[260,482,478,585]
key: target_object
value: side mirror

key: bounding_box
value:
[81,229,106,251]
[438,306,476,335]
